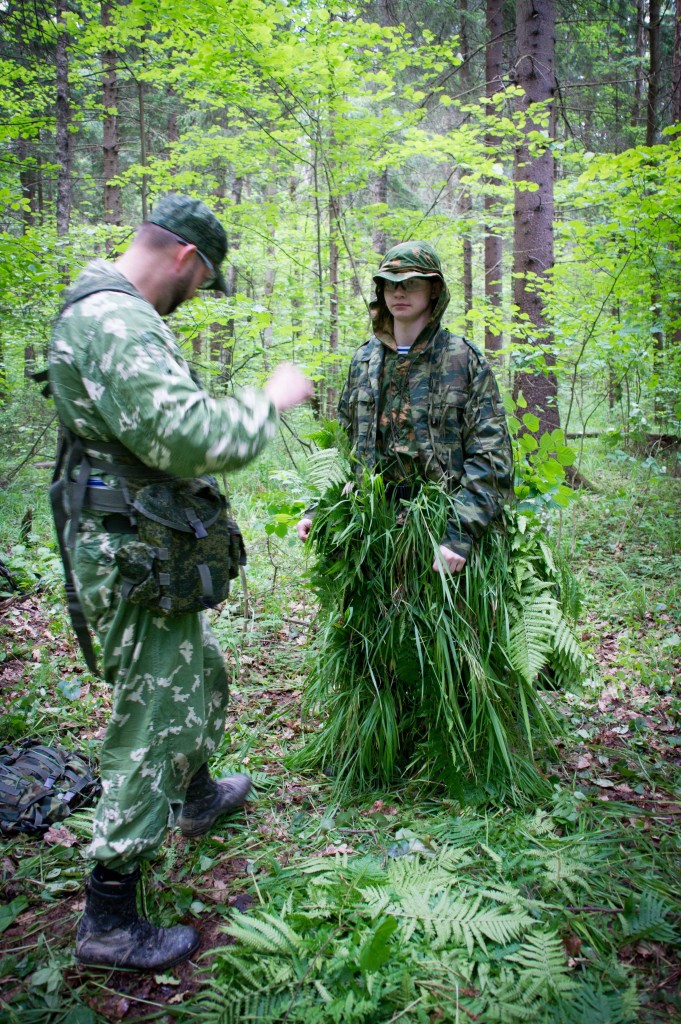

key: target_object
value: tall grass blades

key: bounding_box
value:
[295,474,588,799]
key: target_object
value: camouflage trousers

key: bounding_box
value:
[73,518,230,873]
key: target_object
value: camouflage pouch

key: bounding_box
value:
[114,476,246,616]
[0,742,100,835]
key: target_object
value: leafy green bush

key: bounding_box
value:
[0,543,63,599]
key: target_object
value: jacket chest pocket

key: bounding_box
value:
[349,387,374,453]
[428,388,467,444]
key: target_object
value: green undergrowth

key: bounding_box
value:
[195,797,677,1024]
[0,438,679,1023]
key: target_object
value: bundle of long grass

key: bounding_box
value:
[295,467,588,800]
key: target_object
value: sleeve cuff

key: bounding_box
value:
[442,524,472,559]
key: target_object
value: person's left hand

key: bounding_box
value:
[433,544,466,574]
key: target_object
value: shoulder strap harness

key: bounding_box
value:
[34,282,175,675]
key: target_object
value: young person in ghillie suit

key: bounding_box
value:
[297,240,513,573]
[48,194,312,970]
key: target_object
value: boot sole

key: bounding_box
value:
[77,930,200,971]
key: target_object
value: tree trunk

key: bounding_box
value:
[651,291,665,425]
[371,0,392,262]
[223,174,243,377]
[191,332,202,365]
[37,143,44,224]
[673,0,681,125]
[102,0,121,227]
[461,190,473,317]
[208,147,228,375]
[376,0,396,26]
[166,86,180,144]
[55,0,72,238]
[512,0,559,435]
[328,192,340,417]
[138,79,148,219]
[632,0,646,131]
[261,179,276,373]
[459,0,473,318]
[372,168,388,256]
[16,137,38,230]
[484,0,504,356]
[24,344,36,379]
[646,0,661,146]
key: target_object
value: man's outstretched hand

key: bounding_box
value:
[264,362,314,412]
[433,544,466,574]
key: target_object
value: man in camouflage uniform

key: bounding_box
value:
[297,240,512,571]
[48,194,312,970]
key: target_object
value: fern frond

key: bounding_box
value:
[480,884,551,913]
[398,890,533,956]
[525,810,557,837]
[223,911,302,955]
[556,979,639,1024]
[536,851,593,902]
[210,950,266,993]
[361,885,392,918]
[621,890,679,943]
[538,538,556,574]
[197,987,292,1024]
[505,929,574,1000]
[306,446,351,494]
[474,965,536,1021]
[508,593,557,683]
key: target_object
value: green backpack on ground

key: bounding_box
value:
[0,742,100,835]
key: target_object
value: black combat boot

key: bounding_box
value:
[177,764,251,837]
[76,866,200,970]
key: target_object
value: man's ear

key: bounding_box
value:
[174,242,197,272]
[431,280,442,300]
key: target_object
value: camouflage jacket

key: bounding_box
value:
[337,328,513,558]
[48,260,278,479]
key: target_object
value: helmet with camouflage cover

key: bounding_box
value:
[372,241,450,333]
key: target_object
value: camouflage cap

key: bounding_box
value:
[373,241,444,284]
[373,240,450,326]
[146,194,228,293]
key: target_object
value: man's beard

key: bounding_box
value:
[161,267,196,316]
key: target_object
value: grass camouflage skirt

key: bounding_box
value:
[293,473,588,801]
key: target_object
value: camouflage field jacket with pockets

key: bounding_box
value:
[337,327,514,559]
[48,259,279,480]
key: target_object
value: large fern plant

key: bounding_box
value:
[293,444,589,799]
[196,838,650,1024]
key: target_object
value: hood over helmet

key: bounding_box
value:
[372,241,450,332]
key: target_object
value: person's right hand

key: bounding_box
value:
[264,362,314,412]
[296,517,313,542]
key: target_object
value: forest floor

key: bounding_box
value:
[0,446,679,1024]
